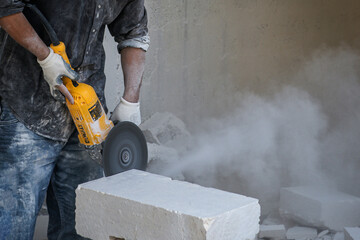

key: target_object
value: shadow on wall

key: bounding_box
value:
[146,47,360,215]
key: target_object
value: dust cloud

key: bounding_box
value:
[154,48,360,214]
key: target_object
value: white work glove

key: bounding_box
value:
[111,97,141,126]
[37,48,78,104]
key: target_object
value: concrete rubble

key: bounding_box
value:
[75,170,260,240]
[256,196,360,240]
[259,224,286,239]
[279,186,360,231]
[140,112,191,148]
[257,226,351,240]
[318,230,330,238]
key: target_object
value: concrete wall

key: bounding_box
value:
[104,0,360,128]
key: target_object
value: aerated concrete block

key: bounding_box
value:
[259,224,286,239]
[344,227,360,240]
[279,186,360,231]
[75,170,260,240]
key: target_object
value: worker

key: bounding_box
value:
[0,0,149,239]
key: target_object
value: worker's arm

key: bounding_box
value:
[121,47,146,103]
[107,0,149,125]
[0,12,49,60]
[111,47,146,125]
[0,12,76,104]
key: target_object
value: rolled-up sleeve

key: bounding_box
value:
[108,0,150,52]
[0,0,25,18]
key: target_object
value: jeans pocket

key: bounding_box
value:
[0,101,19,125]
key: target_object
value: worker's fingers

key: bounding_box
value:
[63,61,79,81]
[56,84,74,104]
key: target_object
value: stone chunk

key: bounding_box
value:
[75,170,260,240]
[286,226,317,240]
[261,212,284,226]
[259,224,286,239]
[140,112,191,147]
[317,230,329,238]
[279,186,360,231]
[344,227,360,240]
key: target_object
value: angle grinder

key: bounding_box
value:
[26,4,148,176]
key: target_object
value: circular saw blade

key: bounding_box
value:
[102,121,148,177]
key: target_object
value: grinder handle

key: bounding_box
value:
[50,42,73,87]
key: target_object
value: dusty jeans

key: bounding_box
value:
[0,101,103,240]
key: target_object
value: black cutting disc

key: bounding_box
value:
[102,121,148,177]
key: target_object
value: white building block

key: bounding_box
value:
[279,186,360,231]
[344,227,360,240]
[75,170,260,240]
[286,226,317,240]
[259,225,286,239]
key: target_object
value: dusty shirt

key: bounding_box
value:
[0,0,149,142]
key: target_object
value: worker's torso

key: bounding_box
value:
[0,0,130,141]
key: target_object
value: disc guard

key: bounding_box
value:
[102,121,148,177]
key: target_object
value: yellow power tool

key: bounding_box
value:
[50,42,114,146]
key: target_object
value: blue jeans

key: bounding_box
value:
[0,101,103,240]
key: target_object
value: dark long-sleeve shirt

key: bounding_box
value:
[0,0,149,141]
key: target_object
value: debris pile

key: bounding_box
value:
[258,186,360,240]
[140,112,191,147]
[259,225,286,239]
[258,223,360,240]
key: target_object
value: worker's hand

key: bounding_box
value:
[111,97,141,126]
[37,48,77,104]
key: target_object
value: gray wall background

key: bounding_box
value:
[104,0,360,128]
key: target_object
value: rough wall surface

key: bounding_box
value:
[104,0,360,127]
[76,170,260,240]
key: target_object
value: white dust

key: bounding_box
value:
[152,48,360,214]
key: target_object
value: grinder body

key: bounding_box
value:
[51,42,114,146]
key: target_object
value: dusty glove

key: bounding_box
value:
[111,97,141,126]
[37,48,78,103]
